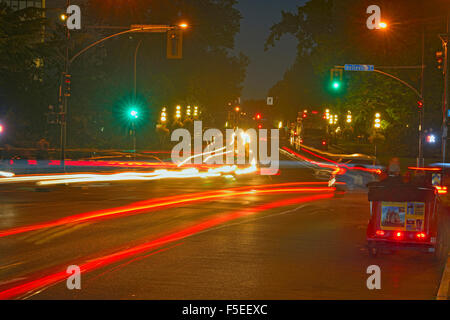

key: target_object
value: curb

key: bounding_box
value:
[437,253,450,300]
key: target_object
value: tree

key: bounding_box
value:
[0,4,62,147]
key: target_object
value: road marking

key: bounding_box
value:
[34,223,89,245]
[19,224,72,242]
[437,253,450,300]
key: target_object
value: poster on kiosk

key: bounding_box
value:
[381,202,425,232]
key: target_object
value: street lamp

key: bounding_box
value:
[379,22,388,29]
[346,111,352,123]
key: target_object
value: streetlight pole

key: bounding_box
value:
[58,23,187,168]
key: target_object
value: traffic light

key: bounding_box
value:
[418,100,423,109]
[330,68,343,91]
[63,73,71,97]
[167,29,183,59]
[426,134,436,144]
[436,51,444,70]
[256,113,261,120]
[129,109,139,119]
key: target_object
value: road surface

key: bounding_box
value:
[0,150,447,299]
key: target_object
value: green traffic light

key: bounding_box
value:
[129,109,139,119]
[332,81,340,89]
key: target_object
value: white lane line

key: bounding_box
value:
[437,253,450,300]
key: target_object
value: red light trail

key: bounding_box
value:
[283,146,381,175]
[0,183,335,238]
[0,193,333,300]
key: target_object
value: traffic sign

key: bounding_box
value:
[344,64,374,72]
[267,97,273,106]
[432,173,442,187]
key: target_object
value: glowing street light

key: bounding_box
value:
[60,13,67,21]
[374,113,381,128]
[332,81,340,89]
[426,134,436,144]
[129,109,139,119]
[346,111,352,123]
[379,22,388,29]
[179,23,188,29]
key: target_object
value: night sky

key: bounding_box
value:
[234,0,308,100]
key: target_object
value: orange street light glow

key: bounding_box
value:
[179,23,188,29]
[379,22,387,29]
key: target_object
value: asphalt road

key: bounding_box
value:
[0,151,447,299]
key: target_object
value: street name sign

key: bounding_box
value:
[344,64,374,72]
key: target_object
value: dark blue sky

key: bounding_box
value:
[234,0,308,100]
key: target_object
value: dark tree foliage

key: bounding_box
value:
[0,3,62,147]
[0,0,248,150]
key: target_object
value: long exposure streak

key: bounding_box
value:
[0,183,335,238]
[0,193,333,300]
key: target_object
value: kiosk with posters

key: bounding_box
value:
[367,169,448,260]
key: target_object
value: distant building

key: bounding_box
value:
[2,1,45,10]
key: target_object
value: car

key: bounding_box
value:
[328,154,383,191]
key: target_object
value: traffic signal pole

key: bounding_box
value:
[58,23,185,169]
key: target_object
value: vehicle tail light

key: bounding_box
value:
[436,186,447,194]
[375,230,385,236]
[416,232,426,239]
[394,231,403,239]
